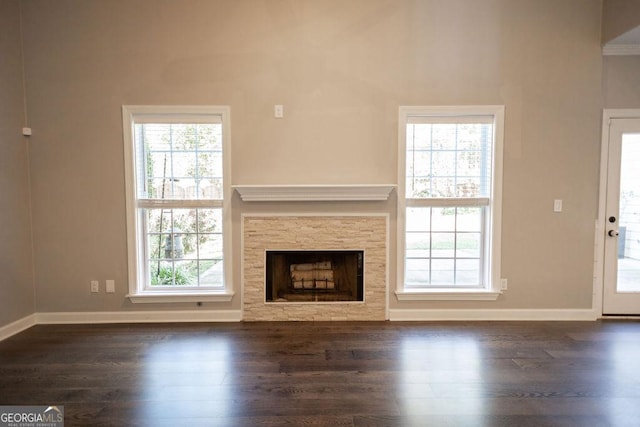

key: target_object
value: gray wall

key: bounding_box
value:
[603,56,640,108]
[12,0,640,324]
[17,0,604,316]
[0,0,35,326]
[602,0,640,43]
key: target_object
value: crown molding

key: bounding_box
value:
[602,44,640,56]
[233,184,396,202]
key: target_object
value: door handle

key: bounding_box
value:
[608,229,619,237]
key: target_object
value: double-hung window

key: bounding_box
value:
[397,106,504,300]
[122,106,232,303]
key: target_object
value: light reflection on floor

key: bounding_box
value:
[138,335,232,422]
[399,333,487,423]
[608,334,640,426]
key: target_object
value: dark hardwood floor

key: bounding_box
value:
[1,320,640,426]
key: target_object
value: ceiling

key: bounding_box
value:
[608,26,640,44]
[603,25,640,55]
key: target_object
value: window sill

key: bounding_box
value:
[127,291,234,304]
[395,289,501,301]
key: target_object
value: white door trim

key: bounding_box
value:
[595,109,640,316]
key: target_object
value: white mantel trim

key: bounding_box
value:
[233,184,396,202]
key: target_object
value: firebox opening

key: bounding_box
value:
[265,250,364,302]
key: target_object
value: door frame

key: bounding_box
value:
[595,109,640,317]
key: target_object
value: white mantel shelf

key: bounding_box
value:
[233,184,396,202]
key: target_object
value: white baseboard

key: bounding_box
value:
[0,310,241,341]
[0,314,37,341]
[389,308,598,321]
[1,308,600,341]
[35,310,242,324]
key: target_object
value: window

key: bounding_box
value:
[122,106,232,303]
[397,106,504,300]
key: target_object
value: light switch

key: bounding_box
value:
[106,279,115,293]
[554,199,562,213]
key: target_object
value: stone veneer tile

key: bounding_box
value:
[242,215,387,321]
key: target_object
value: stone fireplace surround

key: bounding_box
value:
[241,214,388,321]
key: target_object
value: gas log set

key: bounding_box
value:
[290,261,335,290]
[265,250,364,302]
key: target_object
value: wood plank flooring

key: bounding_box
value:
[1,320,640,426]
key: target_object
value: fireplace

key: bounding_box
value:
[242,214,388,321]
[265,250,364,302]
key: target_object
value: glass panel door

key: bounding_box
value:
[603,117,640,315]
[617,134,640,293]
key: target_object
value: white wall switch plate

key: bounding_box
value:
[91,280,99,293]
[106,279,115,293]
[554,199,562,212]
[274,104,284,118]
[501,278,508,290]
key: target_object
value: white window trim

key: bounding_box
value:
[396,105,504,301]
[122,105,233,303]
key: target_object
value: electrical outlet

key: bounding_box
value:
[106,279,115,293]
[90,280,99,293]
[501,278,508,291]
